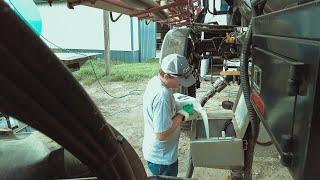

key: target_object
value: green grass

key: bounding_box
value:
[73,58,159,85]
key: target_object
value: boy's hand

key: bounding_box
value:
[183,104,194,113]
[177,109,189,121]
[177,104,193,121]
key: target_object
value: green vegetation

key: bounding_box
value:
[73,58,159,85]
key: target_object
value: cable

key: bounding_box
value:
[42,37,145,99]
[109,12,122,22]
[43,38,144,99]
[88,60,143,99]
[207,0,215,15]
[207,6,215,15]
[145,20,151,25]
[207,8,214,15]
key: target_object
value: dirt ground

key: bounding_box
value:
[83,79,293,180]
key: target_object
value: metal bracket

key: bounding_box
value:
[252,65,262,94]
[287,65,304,96]
[243,140,248,151]
[281,152,293,167]
[116,134,124,144]
[280,134,293,167]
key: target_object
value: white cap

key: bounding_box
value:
[160,54,196,87]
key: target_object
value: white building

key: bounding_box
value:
[35,0,156,63]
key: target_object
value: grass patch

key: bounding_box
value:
[73,58,159,85]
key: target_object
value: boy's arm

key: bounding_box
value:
[156,114,184,141]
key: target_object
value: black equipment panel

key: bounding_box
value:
[252,1,320,179]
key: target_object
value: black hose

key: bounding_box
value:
[240,22,258,139]
[0,2,140,179]
[207,0,215,15]
[206,0,215,15]
[109,12,122,22]
[205,0,213,15]
[207,8,214,15]
[200,88,216,107]
[240,0,268,177]
[145,20,151,25]
[196,0,208,23]
[213,0,216,15]
[202,0,209,10]
[240,21,260,180]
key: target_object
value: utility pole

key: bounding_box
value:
[103,11,111,77]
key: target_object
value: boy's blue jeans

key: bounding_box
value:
[147,160,178,177]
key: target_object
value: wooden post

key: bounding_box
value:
[103,11,111,77]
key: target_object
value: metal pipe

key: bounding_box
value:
[200,77,229,107]
[67,0,135,11]
[122,0,153,9]
[172,20,189,26]
[166,12,189,19]
[102,0,134,10]
[131,0,188,17]
[124,0,169,19]
[163,14,189,24]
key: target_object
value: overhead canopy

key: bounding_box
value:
[47,0,204,26]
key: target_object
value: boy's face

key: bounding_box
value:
[164,74,180,88]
